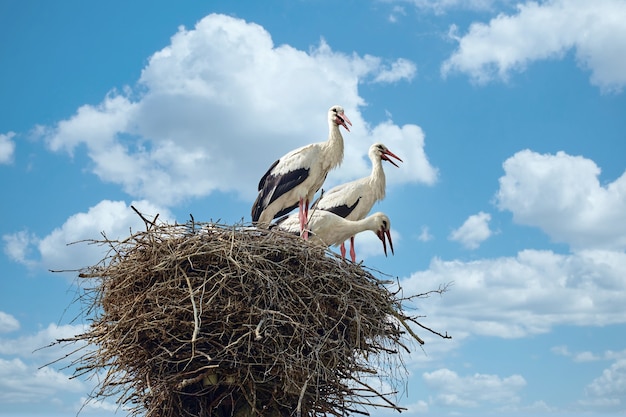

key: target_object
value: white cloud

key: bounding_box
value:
[76,396,124,414]
[39,200,173,272]
[574,351,603,363]
[552,345,626,363]
[405,400,429,413]
[372,58,417,83]
[45,94,137,156]
[401,0,504,14]
[0,357,85,404]
[496,150,626,251]
[449,211,492,249]
[551,344,570,357]
[0,323,86,362]
[418,225,433,242]
[3,200,173,274]
[0,312,19,334]
[388,5,407,23]
[39,13,433,207]
[584,359,626,408]
[0,132,16,164]
[441,0,626,92]
[422,368,526,408]
[2,230,38,267]
[0,324,111,413]
[401,249,626,339]
[551,345,601,362]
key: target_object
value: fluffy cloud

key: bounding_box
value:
[401,0,503,14]
[0,323,86,363]
[0,132,16,164]
[387,5,407,23]
[583,359,626,408]
[449,211,492,249]
[2,200,173,274]
[39,14,434,207]
[3,230,39,267]
[44,95,137,156]
[496,150,626,251]
[402,249,626,339]
[441,0,626,92]
[423,368,526,407]
[0,322,110,413]
[0,357,85,404]
[0,312,19,334]
[552,345,626,363]
[418,226,433,242]
[372,58,417,83]
[75,396,123,414]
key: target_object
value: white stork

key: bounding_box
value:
[273,210,394,258]
[311,143,402,261]
[251,105,352,239]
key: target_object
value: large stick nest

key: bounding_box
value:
[59,214,447,417]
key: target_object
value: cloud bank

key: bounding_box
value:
[442,0,626,92]
[39,14,435,207]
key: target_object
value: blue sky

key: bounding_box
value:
[1,0,626,416]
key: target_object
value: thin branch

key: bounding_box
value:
[130,205,159,231]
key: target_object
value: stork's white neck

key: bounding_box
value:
[348,214,382,236]
[321,119,344,171]
[315,213,381,246]
[368,156,387,201]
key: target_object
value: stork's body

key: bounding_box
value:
[312,143,402,261]
[251,105,352,238]
[274,210,393,258]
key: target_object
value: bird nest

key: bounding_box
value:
[56,210,448,417]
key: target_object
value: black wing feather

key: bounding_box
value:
[273,203,298,219]
[257,159,280,191]
[322,197,360,219]
[251,167,310,222]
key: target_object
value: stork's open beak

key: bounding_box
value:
[337,112,352,132]
[377,228,394,257]
[381,149,403,168]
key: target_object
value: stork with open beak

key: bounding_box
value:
[311,143,402,261]
[251,105,352,239]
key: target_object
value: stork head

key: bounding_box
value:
[372,212,394,256]
[329,105,352,132]
[370,143,403,168]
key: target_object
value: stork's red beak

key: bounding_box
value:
[377,228,394,257]
[337,112,352,132]
[381,149,403,168]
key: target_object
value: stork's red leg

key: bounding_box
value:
[340,242,346,259]
[298,198,306,233]
[349,236,356,262]
[302,198,310,240]
[297,198,310,240]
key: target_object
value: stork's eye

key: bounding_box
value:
[382,220,388,228]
